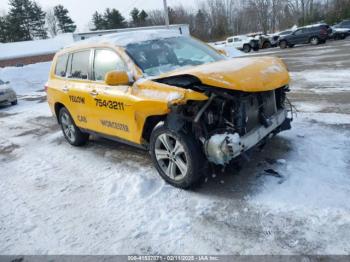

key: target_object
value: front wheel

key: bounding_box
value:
[150,124,205,189]
[243,44,251,53]
[59,107,89,146]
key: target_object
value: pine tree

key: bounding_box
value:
[139,10,148,26]
[54,5,76,33]
[0,15,10,42]
[7,0,32,41]
[130,8,140,26]
[103,8,126,29]
[92,11,105,30]
[28,1,47,39]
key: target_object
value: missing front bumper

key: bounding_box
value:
[205,110,289,165]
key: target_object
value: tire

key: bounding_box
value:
[262,41,271,49]
[59,107,89,146]
[288,44,295,48]
[11,99,17,106]
[243,44,251,53]
[310,36,319,45]
[150,123,206,189]
[279,40,287,49]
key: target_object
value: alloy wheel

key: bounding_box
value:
[154,134,188,181]
[60,112,76,143]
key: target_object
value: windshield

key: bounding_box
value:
[125,36,224,76]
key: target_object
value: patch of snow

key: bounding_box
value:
[248,114,350,212]
[68,29,181,48]
[137,88,183,102]
[291,70,350,92]
[0,62,51,97]
[0,34,74,60]
[301,112,350,125]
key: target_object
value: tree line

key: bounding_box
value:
[1,0,350,43]
[90,0,350,41]
[0,0,76,42]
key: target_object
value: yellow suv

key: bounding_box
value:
[47,30,292,188]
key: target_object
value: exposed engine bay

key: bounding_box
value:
[156,75,293,165]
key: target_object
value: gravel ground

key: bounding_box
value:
[0,39,350,255]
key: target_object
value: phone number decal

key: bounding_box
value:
[95,98,124,111]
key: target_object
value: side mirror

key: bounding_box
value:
[105,71,129,86]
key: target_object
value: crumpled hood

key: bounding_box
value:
[158,56,290,92]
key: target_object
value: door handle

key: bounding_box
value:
[90,90,98,96]
[62,86,69,92]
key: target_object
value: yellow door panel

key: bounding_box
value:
[90,83,136,141]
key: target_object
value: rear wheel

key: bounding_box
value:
[279,40,287,49]
[262,41,271,49]
[59,107,89,146]
[310,36,319,45]
[150,123,205,189]
[243,44,251,53]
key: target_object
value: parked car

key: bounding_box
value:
[47,30,292,188]
[247,33,273,49]
[279,24,331,48]
[225,35,259,53]
[331,20,350,40]
[0,79,17,106]
[333,19,350,29]
[270,30,294,46]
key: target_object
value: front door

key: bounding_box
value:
[89,48,136,142]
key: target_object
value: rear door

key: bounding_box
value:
[291,28,308,44]
[65,49,94,130]
[90,48,136,141]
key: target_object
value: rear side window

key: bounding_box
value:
[55,54,68,77]
[93,49,126,81]
[69,50,91,80]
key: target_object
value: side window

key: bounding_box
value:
[294,29,303,35]
[234,38,239,42]
[69,50,91,80]
[93,49,126,81]
[55,54,68,77]
[227,38,233,43]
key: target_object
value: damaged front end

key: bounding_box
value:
[159,76,293,166]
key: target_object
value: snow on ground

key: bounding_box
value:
[1,39,350,254]
[291,70,350,92]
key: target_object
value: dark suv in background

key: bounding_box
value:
[279,24,331,48]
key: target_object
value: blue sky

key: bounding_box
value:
[0,0,196,31]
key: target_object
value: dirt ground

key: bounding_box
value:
[0,39,350,255]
